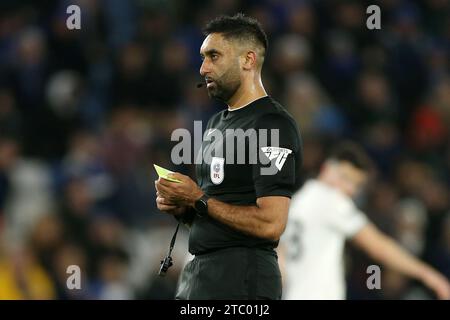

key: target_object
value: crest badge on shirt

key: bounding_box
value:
[210,156,225,185]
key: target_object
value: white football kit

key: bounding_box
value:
[281,179,368,300]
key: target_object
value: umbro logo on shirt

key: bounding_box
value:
[261,146,292,171]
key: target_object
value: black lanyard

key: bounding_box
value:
[158,222,180,276]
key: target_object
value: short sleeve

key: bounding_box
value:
[252,114,302,198]
[327,196,368,237]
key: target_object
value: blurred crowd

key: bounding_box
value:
[0,0,449,299]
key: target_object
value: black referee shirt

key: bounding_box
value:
[189,95,302,255]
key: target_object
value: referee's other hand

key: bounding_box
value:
[155,173,203,208]
[155,190,187,216]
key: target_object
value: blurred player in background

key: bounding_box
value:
[279,142,450,300]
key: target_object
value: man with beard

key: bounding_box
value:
[155,13,302,299]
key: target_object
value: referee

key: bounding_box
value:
[155,13,302,300]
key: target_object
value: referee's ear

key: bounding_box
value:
[242,51,257,71]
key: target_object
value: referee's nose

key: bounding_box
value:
[200,59,210,77]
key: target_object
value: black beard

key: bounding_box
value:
[207,78,240,103]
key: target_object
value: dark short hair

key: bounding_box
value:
[203,13,268,52]
[327,141,374,173]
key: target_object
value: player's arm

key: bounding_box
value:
[351,223,450,299]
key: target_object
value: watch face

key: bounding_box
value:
[195,198,208,215]
[199,199,207,210]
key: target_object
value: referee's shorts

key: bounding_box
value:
[175,246,282,300]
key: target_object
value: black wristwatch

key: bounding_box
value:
[194,194,210,217]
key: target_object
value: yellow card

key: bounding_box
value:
[153,164,182,183]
